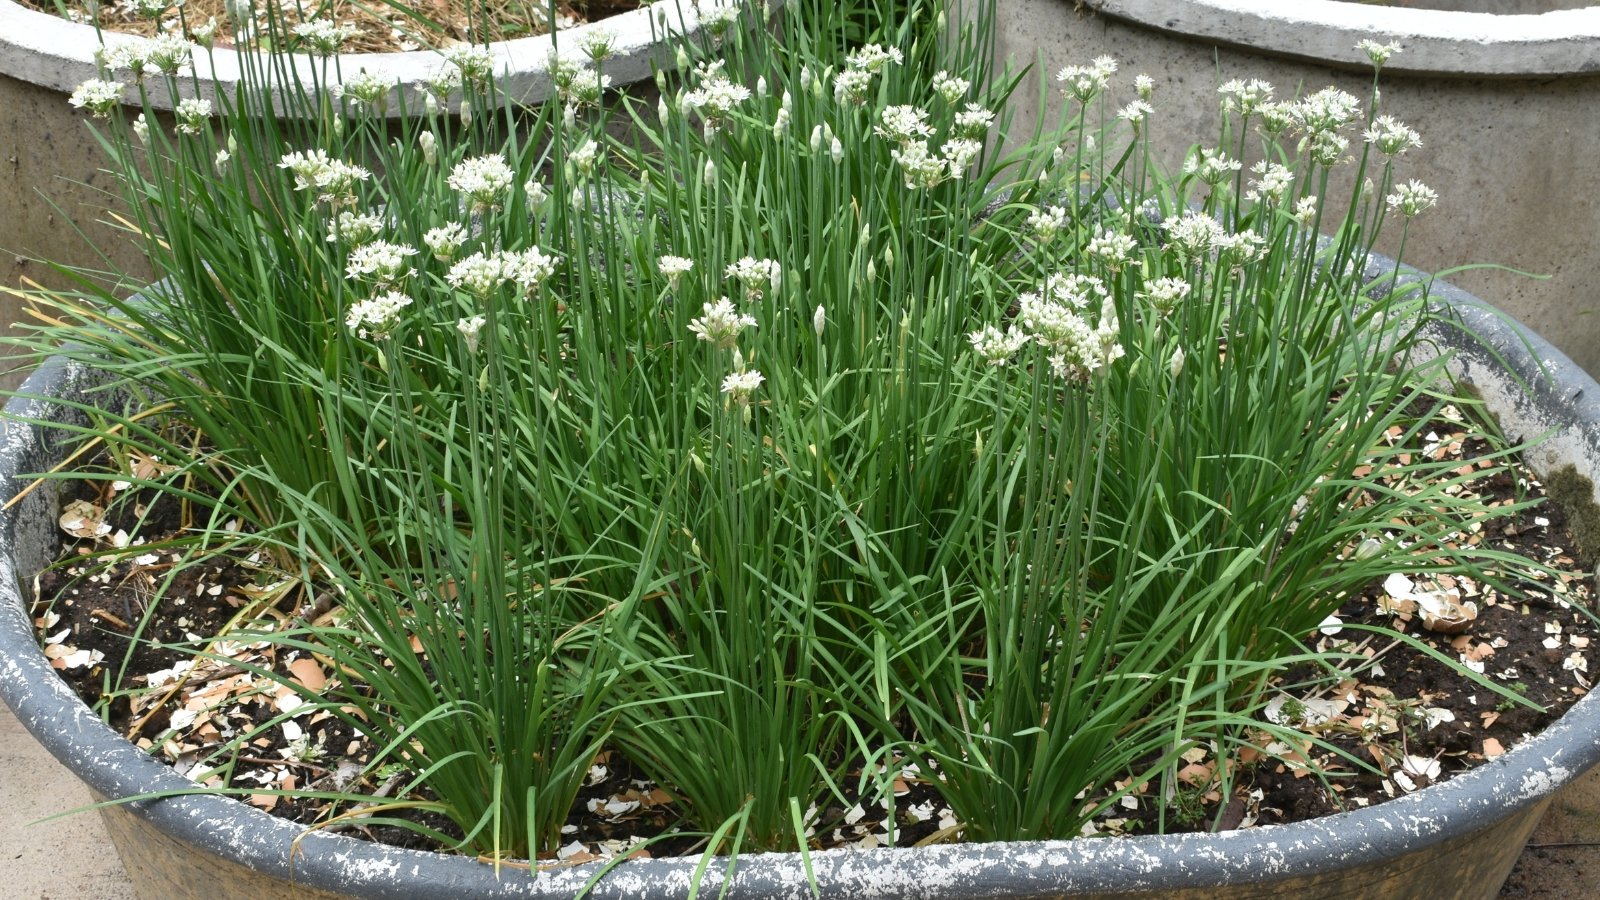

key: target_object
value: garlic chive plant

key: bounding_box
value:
[11,0,1546,866]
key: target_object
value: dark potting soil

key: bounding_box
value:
[28,424,1599,861]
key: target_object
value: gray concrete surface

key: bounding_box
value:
[1,701,134,899]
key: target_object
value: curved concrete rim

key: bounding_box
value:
[2,262,1600,896]
[0,0,732,115]
[1087,0,1600,77]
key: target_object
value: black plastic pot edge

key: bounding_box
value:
[2,256,1599,898]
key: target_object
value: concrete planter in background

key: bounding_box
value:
[2,257,1599,897]
[989,0,1600,376]
[0,0,717,389]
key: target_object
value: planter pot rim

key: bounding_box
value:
[0,0,731,116]
[1087,0,1600,77]
[4,258,1600,897]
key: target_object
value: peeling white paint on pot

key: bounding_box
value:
[2,262,1599,897]
[989,0,1600,376]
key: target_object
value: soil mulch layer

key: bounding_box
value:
[28,403,1600,866]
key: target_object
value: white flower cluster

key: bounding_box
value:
[1387,180,1437,218]
[659,255,695,284]
[345,240,418,287]
[447,155,516,211]
[720,368,765,406]
[278,150,372,204]
[1183,147,1243,186]
[550,51,611,107]
[1219,79,1274,116]
[1085,228,1138,271]
[333,70,395,112]
[101,34,193,79]
[1357,39,1403,69]
[1056,56,1117,103]
[423,223,468,261]
[932,70,970,104]
[876,105,934,144]
[688,298,758,349]
[835,43,902,103]
[293,20,358,57]
[952,104,995,140]
[1364,115,1422,157]
[345,291,413,340]
[327,210,385,245]
[175,98,211,135]
[1245,161,1294,203]
[988,275,1124,383]
[445,247,560,297]
[967,324,1030,367]
[725,257,782,299]
[1026,205,1069,243]
[1139,277,1191,316]
[699,3,743,40]
[681,61,753,134]
[69,79,124,117]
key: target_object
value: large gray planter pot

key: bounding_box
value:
[988,0,1600,377]
[0,0,727,384]
[2,259,1600,897]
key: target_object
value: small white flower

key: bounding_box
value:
[448,155,515,211]
[952,104,995,139]
[876,105,934,145]
[845,43,903,73]
[1085,228,1139,271]
[333,69,395,113]
[720,368,765,405]
[68,79,123,117]
[456,315,486,352]
[1140,277,1191,315]
[444,45,496,89]
[501,247,559,291]
[174,98,211,135]
[1358,39,1402,68]
[833,67,875,104]
[1246,160,1295,203]
[1056,56,1116,103]
[968,325,1029,366]
[189,17,219,48]
[725,257,782,299]
[345,291,413,340]
[1294,88,1361,136]
[689,298,758,349]
[293,20,357,57]
[932,70,971,103]
[580,27,616,62]
[699,3,743,39]
[1026,205,1069,243]
[1387,180,1438,218]
[327,211,385,245]
[659,255,695,284]
[525,179,549,207]
[1162,211,1226,259]
[1364,115,1422,157]
[1183,147,1243,186]
[1292,196,1319,225]
[447,252,509,297]
[345,241,418,286]
[681,63,753,131]
[214,148,231,175]
[1219,78,1274,116]
[890,142,948,190]
[1133,73,1155,100]
[1117,100,1154,129]
[568,139,601,178]
[422,223,468,261]
[131,114,150,146]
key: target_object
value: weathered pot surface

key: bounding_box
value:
[3,256,1600,897]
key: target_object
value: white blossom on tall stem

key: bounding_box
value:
[968,325,1029,366]
[1387,180,1438,218]
[448,155,516,212]
[447,252,509,298]
[1357,39,1402,69]
[689,298,758,349]
[423,223,468,261]
[1056,56,1116,103]
[327,211,385,245]
[659,256,695,286]
[293,20,357,57]
[725,257,781,300]
[932,70,971,103]
[345,292,413,340]
[456,315,486,353]
[174,99,211,134]
[720,368,765,406]
[1219,79,1274,116]
[68,79,124,118]
[1026,206,1069,243]
[1246,161,1295,203]
[1364,115,1422,157]
[345,241,418,287]
[1085,228,1139,272]
[502,247,559,292]
[1184,147,1243,186]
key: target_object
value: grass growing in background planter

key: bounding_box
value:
[2,0,1555,870]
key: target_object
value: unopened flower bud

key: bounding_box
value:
[459,98,472,125]
[812,305,826,336]
[703,157,717,185]
[419,130,437,166]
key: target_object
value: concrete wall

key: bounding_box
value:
[991,0,1600,376]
